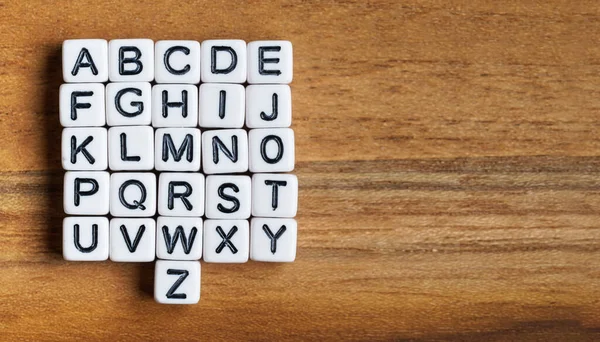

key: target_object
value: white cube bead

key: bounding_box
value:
[205,175,251,219]
[201,129,248,174]
[203,219,249,263]
[200,39,247,83]
[151,84,198,127]
[109,172,156,217]
[108,126,154,171]
[198,83,245,128]
[156,216,203,260]
[63,171,110,215]
[248,128,295,172]
[63,216,109,261]
[105,82,151,126]
[245,85,291,128]
[59,83,106,127]
[247,40,293,84]
[250,218,297,262]
[252,173,298,217]
[62,39,108,83]
[109,39,154,82]
[61,127,108,171]
[158,173,205,217]
[154,260,200,304]
[154,128,201,171]
[155,40,201,84]
[109,218,156,262]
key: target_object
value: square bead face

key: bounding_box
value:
[63,216,109,261]
[61,127,108,171]
[63,171,110,215]
[151,84,199,127]
[154,260,201,304]
[247,40,293,84]
[245,85,291,128]
[105,82,152,126]
[250,218,297,262]
[248,128,295,172]
[62,39,108,83]
[252,174,298,218]
[155,40,201,84]
[60,83,106,127]
[108,126,154,171]
[205,175,251,219]
[201,129,248,174]
[109,172,157,217]
[158,173,205,217]
[201,39,247,83]
[109,218,156,262]
[154,128,201,171]
[156,217,203,260]
[203,219,249,263]
[198,83,245,128]
[109,39,154,82]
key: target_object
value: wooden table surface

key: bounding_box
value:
[1,1,599,340]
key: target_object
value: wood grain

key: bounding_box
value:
[1,0,600,340]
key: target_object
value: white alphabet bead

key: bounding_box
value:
[252,173,298,218]
[247,40,293,84]
[248,128,295,172]
[61,127,108,171]
[62,39,108,83]
[201,129,248,174]
[59,83,105,127]
[154,260,200,304]
[109,39,154,82]
[158,173,205,217]
[203,219,249,263]
[250,218,297,262]
[156,216,203,260]
[63,171,110,215]
[200,39,247,83]
[245,85,291,128]
[108,126,154,171]
[109,218,156,262]
[63,216,109,261]
[151,84,199,127]
[105,82,151,126]
[155,40,201,84]
[110,172,156,217]
[198,83,245,128]
[154,128,201,171]
[205,175,251,219]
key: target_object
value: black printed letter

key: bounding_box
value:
[168,181,193,211]
[264,180,287,210]
[162,134,194,162]
[262,224,287,254]
[258,46,282,76]
[211,46,237,74]
[115,87,143,117]
[166,269,189,299]
[212,136,238,164]
[71,136,95,164]
[71,48,98,76]
[71,91,93,120]
[74,178,99,206]
[162,90,188,118]
[73,223,98,253]
[217,183,240,213]
[164,46,190,75]
[118,180,147,210]
[119,46,143,75]
[260,135,284,164]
